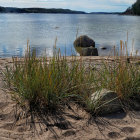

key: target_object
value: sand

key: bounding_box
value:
[0,57,140,140]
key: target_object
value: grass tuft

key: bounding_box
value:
[3,41,140,114]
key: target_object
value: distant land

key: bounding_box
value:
[123,0,140,15]
[0,6,86,14]
[89,12,121,15]
[0,6,123,15]
[1,6,137,15]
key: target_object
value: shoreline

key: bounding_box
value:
[0,55,140,62]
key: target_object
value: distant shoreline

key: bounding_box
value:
[0,6,121,14]
[0,6,85,14]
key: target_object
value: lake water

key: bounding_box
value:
[0,14,140,57]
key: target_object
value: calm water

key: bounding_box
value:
[0,14,140,57]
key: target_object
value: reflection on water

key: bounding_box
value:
[0,14,140,57]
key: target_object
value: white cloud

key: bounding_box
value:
[0,0,136,12]
[109,0,136,4]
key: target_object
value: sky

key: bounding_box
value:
[0,0,136,12]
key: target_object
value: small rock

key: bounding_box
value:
[91,89,122,114]
[101,47,107,50]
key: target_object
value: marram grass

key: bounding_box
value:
[3,41,140,114]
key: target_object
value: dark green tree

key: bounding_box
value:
[132,0,140,15]
[124,0,140,15]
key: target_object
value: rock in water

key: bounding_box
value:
[81,47,98,56]
[74,35,95,48]
[91,89,122,115]
[101,47,107,50]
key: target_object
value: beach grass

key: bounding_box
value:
[2,41,140,114]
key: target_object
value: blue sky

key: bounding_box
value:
[0,0,136,12]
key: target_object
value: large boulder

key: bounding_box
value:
[74,35,95,48]
[91,89,122,115]
[81,46,98,56]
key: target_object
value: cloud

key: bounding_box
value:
[0,0,136,12]
[109,0,136,4]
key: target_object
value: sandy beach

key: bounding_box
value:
[0,57,140,140]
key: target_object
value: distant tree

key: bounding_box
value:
[124,0,140,15]
[0,6,5,12]
[132,0,140,15]
[0,6,86,14]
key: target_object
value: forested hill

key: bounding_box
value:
[124,0,140,15]
[0,6,86,14]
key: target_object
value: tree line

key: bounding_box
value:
[124,0,140,15]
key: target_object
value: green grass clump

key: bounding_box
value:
[97,58,140,99]
[3,42,140,114]
[3,47,93,110]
